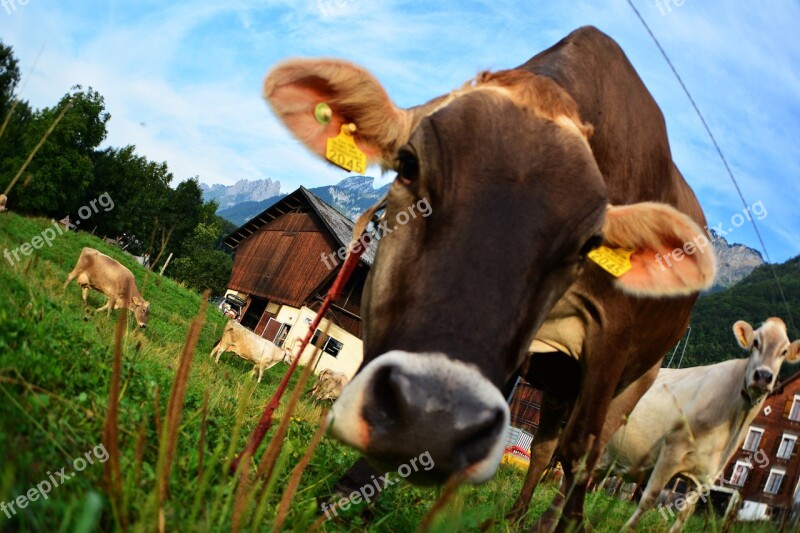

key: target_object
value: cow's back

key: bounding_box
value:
[602,359,749,480]
[77,248,136,297]
[521,26,700,219]
[522,27,707,388]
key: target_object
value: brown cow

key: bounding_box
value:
[264,26,715,530]
[0,193,7,212]
[64,247,150,328]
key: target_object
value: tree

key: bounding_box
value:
[14,86,110,216]
[86,145,172,244]
[170,221,234,295]
[0,41,33,204]
[0,40,20,118]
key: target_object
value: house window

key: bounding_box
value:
[743,427,764,452]
[764,469,785,495]
[310,329,344,357]
[322,336,343,357]
[729,461,752,486]
[789,395,800,422]
[777,434,797,460]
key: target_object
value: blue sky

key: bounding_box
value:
[1,0,798,262]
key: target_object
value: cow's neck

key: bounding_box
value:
[716,359,765,469]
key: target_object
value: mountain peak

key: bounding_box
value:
[200,178,281,208]
[335,175,375,193]
[710,231,765,290]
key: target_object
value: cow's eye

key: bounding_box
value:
[395,149,419,187]
[782,348,788,357]
[579,235,604,258]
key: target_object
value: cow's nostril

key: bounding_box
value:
[456,407,506,466]
[368,365,405,428]
[754,369,773,383]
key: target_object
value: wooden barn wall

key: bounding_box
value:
[309,264,369,338]
[509,379,542,435]
[227,212,339,307]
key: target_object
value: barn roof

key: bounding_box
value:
[222,186,375,266]
[772,369,800,395]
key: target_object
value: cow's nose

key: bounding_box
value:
[328,351,509,484]
[754,369,773,385]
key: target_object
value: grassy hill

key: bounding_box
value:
[680,257,800,372]
[0,212,774,532]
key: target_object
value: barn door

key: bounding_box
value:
[262,318,283,343]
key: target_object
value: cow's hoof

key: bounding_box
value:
[530,510,558,533]
[505,501,530,525]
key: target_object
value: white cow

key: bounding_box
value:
[596,317,800,532]
[210,320,290,383]
[310,369,349,402]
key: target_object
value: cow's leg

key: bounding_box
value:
[538,375,623,532]
[254,362,267,383]
[215,344,232,364]
[667,489,698,533]
[63,268,79,289]
[506,394,568,524]
[534,361,661,532]
[81,286,89,306]
[621,444,686,531]
[262,361,280,372]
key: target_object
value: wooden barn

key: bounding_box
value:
[222,186,374,378]
[721,370,800,522]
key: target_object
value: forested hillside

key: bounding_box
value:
[680,256,800,373]
[0,42,235,295]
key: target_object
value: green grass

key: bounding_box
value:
[0,212,782,531]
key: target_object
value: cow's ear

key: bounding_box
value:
[264,59,410,166]
[786,340,800,363]
[733,320,755,350]
[601,202,717,297]
[132,296,141,306]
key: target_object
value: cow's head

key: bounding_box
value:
[131,296,150,328]
[734,318,800,400]
[264,59,716,483]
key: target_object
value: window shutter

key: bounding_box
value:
[784,399,793,418]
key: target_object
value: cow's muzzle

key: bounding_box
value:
[327,351,509,484]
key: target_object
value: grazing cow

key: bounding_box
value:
[264,26,716,529]
[0,193,7,212]
[210,320,290,383]
[64,247,150,328]
[310,369,349,402]
[595,318,800,532]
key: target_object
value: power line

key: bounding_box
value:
[626,0,797,337]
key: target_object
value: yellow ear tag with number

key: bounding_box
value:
[587,246,634,277]
[325,123,367,174]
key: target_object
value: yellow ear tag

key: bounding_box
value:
[587,246,634,277]
[325,123,367,174]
